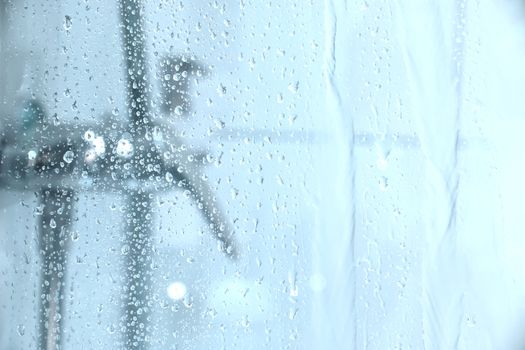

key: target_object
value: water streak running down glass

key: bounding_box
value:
[2,0,525,349]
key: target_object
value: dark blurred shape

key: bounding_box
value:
[38,188,74,350]
[158,55,209,117]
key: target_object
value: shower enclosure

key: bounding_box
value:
[2,0,525,349]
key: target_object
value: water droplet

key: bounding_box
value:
[214,119,225,130]
[379,176,388,191]
[106,323,116,334]
[121,245,130,255]
[288,308,298,320]
[71,231,80,242]
[17,324,25,336]
[288,81,299,94]
[174,105,183,116]
[165,172,174,183]
[34,205,44,216]
[289,283,298,297]
[49,219,57,229]
[183,294,193,308]
[217,84,227,96]
[84,130,95,141]
[63,15,72,31]
[63,150,75,164]
[241,316,250,328]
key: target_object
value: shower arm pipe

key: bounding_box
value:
[0,126,239,257]
[119,0,152,136]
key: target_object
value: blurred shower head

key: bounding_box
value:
[158,55,210,117]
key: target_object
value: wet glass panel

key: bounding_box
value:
[2,0,525,350]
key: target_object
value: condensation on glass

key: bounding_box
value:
[1,0,525,349]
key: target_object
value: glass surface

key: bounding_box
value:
[1,0,525,349]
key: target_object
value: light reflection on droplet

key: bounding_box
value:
[84,149,97,163]
[116,139,134,158]
[92,136,106,155]
[27,150,37,161]
[167,281,187,301]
